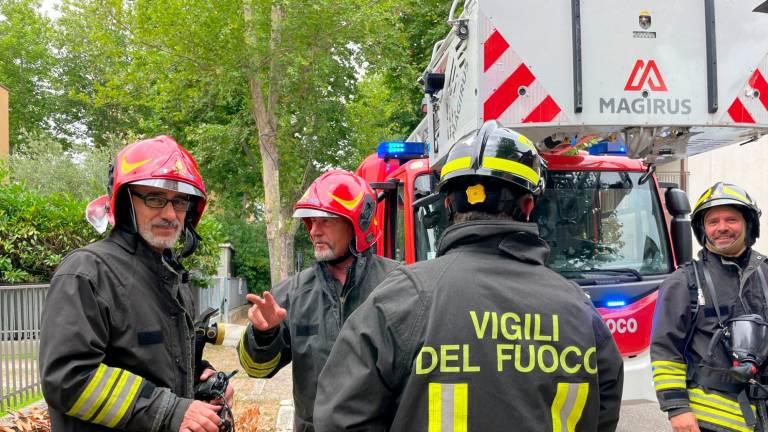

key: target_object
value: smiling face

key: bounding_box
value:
[130,184,190,253]
[703,205,745,250]
[308,217,354,261]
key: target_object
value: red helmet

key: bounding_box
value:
[86,136,207,233]
[293,170,380,252]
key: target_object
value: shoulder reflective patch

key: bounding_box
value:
[328,191,363,211]
[481,156,539,185]
[550,382,589,432]
[120,155,152,175]
[65,363,144,428]
[428,382,468,432]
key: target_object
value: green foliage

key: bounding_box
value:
[0,0,61,144]
[9,130,115,200]
[185,214,226,288]
[216,215,271,294]
[0,173,99,283]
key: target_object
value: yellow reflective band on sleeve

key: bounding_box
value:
[66,364,144,428]
[107,374,143,428]
[66,363,108,418]
[551,382,590,432]
[428,382,468,432]
[723,186,749,203]
[651,360,687,390]
[481,157,540,186]
[440,157,472,179]
[238,330,282,378]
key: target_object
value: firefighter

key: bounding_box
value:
[237,170,398,432]
[652,182,768,432]
[39,136,232,432]
[313,121,624,431]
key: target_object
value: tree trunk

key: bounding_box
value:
[243,0,293,286]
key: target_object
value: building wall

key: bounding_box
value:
[686,135,768,253]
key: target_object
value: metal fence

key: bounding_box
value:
[0,284,47,413]
[194,277,248,323]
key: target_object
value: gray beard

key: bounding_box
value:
[314,248,336,261]
[139,223,182,251]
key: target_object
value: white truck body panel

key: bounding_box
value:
[426,0,768,163]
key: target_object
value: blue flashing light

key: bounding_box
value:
[605,300,627,308]
[377,141,426,160]
[588,141,627,156]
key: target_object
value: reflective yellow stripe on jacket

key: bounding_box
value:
[651,360,687,391]
[689,388,755,432]
[65,363,144,428]
[428,382,468,432]
[238,329,281,378]
[551,382,589,432]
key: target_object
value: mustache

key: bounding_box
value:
[152,220,180,229]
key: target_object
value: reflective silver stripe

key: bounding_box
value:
[67,364,119,420]
[130,179,204,197]
[441,383,455,432]
[551,382,590,432]
[100,372,143,427]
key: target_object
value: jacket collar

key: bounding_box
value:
[438,220,550,265]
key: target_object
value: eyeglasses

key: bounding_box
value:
[130,189,193,212]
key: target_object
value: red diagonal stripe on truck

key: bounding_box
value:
[748,69,768,111]
[727,98,756,124]
[522,95,561,123]
[483,63,536,121]
[483,30,509,72]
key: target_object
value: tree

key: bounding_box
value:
[0,0,59,145]
[54,0,410,285]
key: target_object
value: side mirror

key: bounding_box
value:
[664,187,692,264]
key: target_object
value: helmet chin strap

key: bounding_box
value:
[125,189,139,234]
[326,245,354,266]
[180,223,201,258]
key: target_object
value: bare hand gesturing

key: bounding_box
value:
[246,292,287,331]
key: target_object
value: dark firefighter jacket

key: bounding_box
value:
[39,228,201,432]
[237,250,398,432]
[313,220,624,432]
[651,248,768,432]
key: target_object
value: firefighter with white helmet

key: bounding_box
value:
[40,136,232,432]
[314,121,624,431]
[652,182,768,432]
[237,169,398,431]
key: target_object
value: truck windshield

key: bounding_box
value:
[532,171,672,276]
[412,171,672,277]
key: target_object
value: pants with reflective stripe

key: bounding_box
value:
[689,387,756,432]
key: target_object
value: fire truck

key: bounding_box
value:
[356,0,768,402]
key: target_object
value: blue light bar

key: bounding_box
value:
[588,141,627,156]
[377,141,426,160]
[605,300,627,308]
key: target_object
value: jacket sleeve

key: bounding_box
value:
[237,279,293,379]
[650,269,693,413]
[314,269,419,432]
[39,266,192,432]
[590,306,624,432]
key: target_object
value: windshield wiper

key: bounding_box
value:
[560,267,643,285]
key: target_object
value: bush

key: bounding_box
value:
[0,174,99,283]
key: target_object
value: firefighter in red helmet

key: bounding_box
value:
[40,136,232,432]
[238,169,398,431]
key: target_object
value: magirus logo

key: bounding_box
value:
[600,59,691,115]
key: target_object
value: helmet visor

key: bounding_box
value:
[129,179,205,197]
[292,208,340,218]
